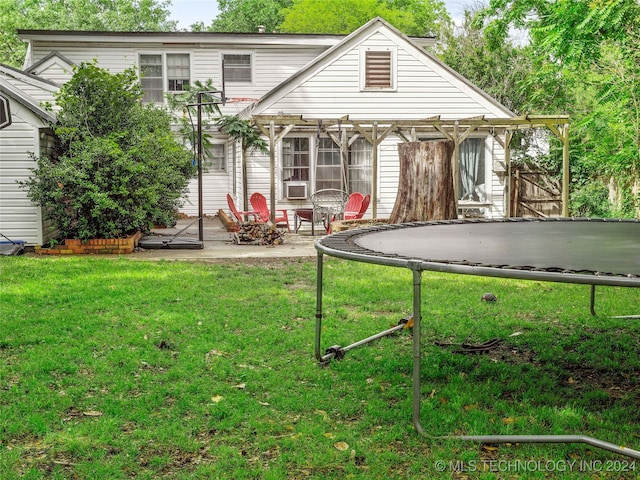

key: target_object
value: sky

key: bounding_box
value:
[168,0,469,30]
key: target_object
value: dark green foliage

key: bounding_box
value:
[165,79,223,162]
[0,0,176,68]
[475,0,640,217]
[208,0,292,33]
[21,62,195,240]
[216,115,268,154]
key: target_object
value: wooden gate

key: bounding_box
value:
[511,169,562,217]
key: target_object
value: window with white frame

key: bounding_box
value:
[139,53,190,103]
[316,138,342,191]
[167,54,190,91]
[223,53,252,82]
[204,143,226,173]
[281,136,372,197]
[458,138,487,202]
[348,137,372,195]
[282,137,310,183]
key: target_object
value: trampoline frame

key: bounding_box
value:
[314,217,640,459]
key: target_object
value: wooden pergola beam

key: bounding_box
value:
[250,114,571,218]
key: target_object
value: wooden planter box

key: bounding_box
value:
[35,232,142,255]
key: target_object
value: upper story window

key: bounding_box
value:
[167,54,190,91]
[223,54,252,83]
[360,47,396,91]
[139,53,190,103]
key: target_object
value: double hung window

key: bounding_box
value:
[139,53,190,103]
[223,54,252,83]
[282,138,310,183]
[458,138,487,202]
[281,136,372,198]
[204,144,226,173]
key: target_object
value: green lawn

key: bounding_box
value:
[1,256,638,479]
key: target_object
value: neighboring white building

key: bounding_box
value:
[2,17,567,245]
[0,64,58,245]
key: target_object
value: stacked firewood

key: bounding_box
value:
[233,222,286,246]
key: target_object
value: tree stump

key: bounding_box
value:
[389,140,457,224]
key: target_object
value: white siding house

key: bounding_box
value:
[4,17,557,246]
[0,65,58,245]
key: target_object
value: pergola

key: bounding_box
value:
[252,114,570,220]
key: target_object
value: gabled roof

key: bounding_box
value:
[249,17,514,118]
[0,64,57,124]
[0,62,59,89]
[26,51,75,77]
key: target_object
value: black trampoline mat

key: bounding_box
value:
[353,220,640,277]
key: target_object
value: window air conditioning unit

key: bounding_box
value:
[286,182,308,200]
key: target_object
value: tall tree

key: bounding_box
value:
[475,0,640,216]
[0,0,176,67]
[279,0,449,36]
[207,0,292,33]
[436,8,533,114]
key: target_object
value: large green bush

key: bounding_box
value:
[22,62,195,240]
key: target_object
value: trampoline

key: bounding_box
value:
[314,217,640,459]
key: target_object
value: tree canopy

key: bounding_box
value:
[473,0,640,216]
[279,0,449,36]
[207,0,291,33]
[0,0,176,67]
[206,0,449,36]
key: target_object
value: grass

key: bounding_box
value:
[0,256,639,479]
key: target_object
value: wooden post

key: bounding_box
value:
[389,140,457,224]
[561,124,570,217]
[504,130,513,218]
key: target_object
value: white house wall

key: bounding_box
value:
[24,40,333,217]
[27,42,329,105]
[0,102,46,245]
[251,27,511,217]
[15,23,515,223]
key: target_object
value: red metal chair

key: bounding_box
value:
[226,194,260,223]
[249,192,290,231]
[343,192,364,220]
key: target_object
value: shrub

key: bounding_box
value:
[21,62,195,240]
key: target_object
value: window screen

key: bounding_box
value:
[223,54,252,82]
[167,54,190,91]
[140,54,163,103]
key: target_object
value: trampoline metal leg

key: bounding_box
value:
[409,270,640,459]
[315,252,328,363]
[315,253,413,363]
[589,284,638,319]
[411,267,425,436]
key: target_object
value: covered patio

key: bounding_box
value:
[251,114,571,221]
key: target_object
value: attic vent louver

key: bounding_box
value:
[365,51,392,88]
